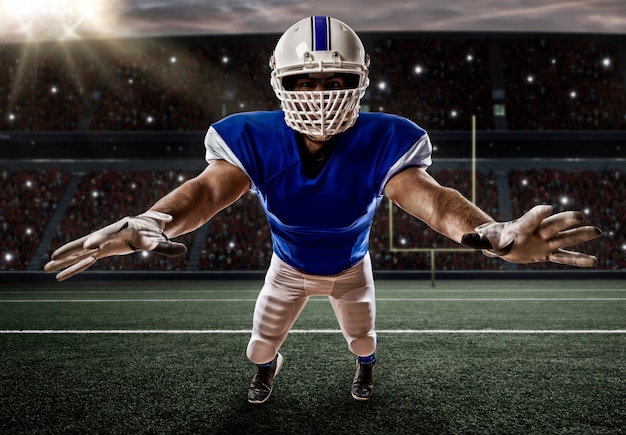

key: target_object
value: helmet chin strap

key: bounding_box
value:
[306,133,332,142]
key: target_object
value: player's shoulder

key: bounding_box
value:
[214,110,284,130]
[356,111,427,138]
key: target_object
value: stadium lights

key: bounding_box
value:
[602,57,611,68]
[1,0,118,42]
[414,65,423,75]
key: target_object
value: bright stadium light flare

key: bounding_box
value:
[0,0,120,42]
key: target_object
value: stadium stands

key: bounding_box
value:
[0,32,624,274]
[502,39,626,130]
[3,165,622,273]
[368,38,494,130]
[509,168,625,270]
[47,169,197,271]
[0,169,71,270]
[1,34,625,132]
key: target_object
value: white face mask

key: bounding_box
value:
[272,86,366,141]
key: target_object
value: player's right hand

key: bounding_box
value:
[44,211,187,282]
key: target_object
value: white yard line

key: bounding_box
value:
[1,298,625,302]
[1,329,625,334]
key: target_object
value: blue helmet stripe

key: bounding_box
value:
[312,16,329,51]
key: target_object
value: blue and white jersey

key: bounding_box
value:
[205,110,432,275]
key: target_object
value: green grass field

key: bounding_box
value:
[1,279,624,434]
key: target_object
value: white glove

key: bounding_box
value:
[461,205,602,267]
[44,211,187,281]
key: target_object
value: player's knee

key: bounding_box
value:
[348,334,376,357]
[246,338,278,364]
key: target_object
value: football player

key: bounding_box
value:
[45,16,602,404]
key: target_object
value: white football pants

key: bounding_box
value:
[246,253,377,364]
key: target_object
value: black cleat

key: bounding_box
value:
[248,353,283,404]
[351,358,375,401]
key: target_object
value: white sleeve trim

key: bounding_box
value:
[204,126,255,190]
[379,133,433,194]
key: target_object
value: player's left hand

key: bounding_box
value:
[461,205,602,267]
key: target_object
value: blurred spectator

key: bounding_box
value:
[2,35,624,132]
[509,168,624,269]
[0,45,97,131]
[368,38,494,130]
[227,42,280,114]
[197,191,272,270]
[89,42,229,131]
[502,39,626,130]
[0,169,70,270]
[49,169,198,270]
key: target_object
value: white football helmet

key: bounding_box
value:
[270,16,370,141]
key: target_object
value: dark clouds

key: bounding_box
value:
[112,0,626,36]
[1,0,625,43]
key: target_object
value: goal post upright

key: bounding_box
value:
[387,114,477,287]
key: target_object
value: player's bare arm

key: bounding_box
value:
[384,166,493,243]
[151,159,250,238]
[44,159,250,281]
[385,166,602,267]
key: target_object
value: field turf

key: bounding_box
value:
[1,279,624,434]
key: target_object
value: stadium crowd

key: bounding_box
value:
[0,169,626,270]
[1,35,625,131]
[509,168,625,270]
[4,166,623,272]
[502,39,626,130]
[46,169,197,271]
[0,169,70,270]
[1,33,624,272]
[368,39,494,130]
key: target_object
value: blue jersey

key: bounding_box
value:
[205,110,432,275]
